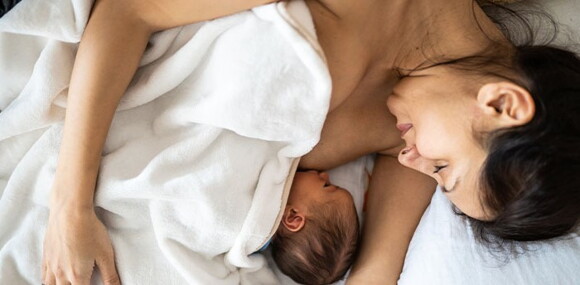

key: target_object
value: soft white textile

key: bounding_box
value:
[399,189,580,285]
[0,0,331,284]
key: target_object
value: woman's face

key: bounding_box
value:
[387,67,490,219]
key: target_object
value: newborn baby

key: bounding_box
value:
[270,171,360,284]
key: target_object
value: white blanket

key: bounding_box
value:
[0,0,331,284]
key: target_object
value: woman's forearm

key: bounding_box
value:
[348,155,436,284]
[52,0,280,209]
[51,0,152,208]
[44,1,284,283]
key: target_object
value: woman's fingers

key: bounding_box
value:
[69,267,92,285]
[41,262,91,285]
[42,206,119,285]
[44,272,56,285]
[55,276,69,285]
[44,266,71,285]
[41,256,47,282]
[97,254,121,285]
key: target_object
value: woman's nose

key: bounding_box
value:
[398,146,433,176]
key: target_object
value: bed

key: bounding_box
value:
[0,0,579,284]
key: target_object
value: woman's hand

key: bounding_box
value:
[38,0,282,284]
[42,204,120,285]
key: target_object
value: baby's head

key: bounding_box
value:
[272,171,360,285]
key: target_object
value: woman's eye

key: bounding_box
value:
[433,165,448,174]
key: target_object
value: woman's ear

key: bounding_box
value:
[281,207,306,232]
[477,82,535,128]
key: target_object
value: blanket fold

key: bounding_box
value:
[0,0,331,284]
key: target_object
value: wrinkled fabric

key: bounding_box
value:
[0,0,331,284]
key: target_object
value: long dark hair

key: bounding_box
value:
[0,0,22,18]
[476,45,580,243]
[420,1,580,247]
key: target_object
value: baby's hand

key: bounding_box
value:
[42,204,120,285]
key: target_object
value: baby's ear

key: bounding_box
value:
[281,207,306,232]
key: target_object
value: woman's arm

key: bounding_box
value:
[43,2,152,284]
[51,0,277,210]
[347,155,436,284]
[43,1,275,284]
[49,0,152,213]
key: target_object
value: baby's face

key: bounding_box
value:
[287,171,354,211]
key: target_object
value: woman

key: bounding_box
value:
[42,0,579,284]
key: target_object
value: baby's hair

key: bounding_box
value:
[271,202,360,285]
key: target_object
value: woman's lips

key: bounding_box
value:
[396,123,413,137]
